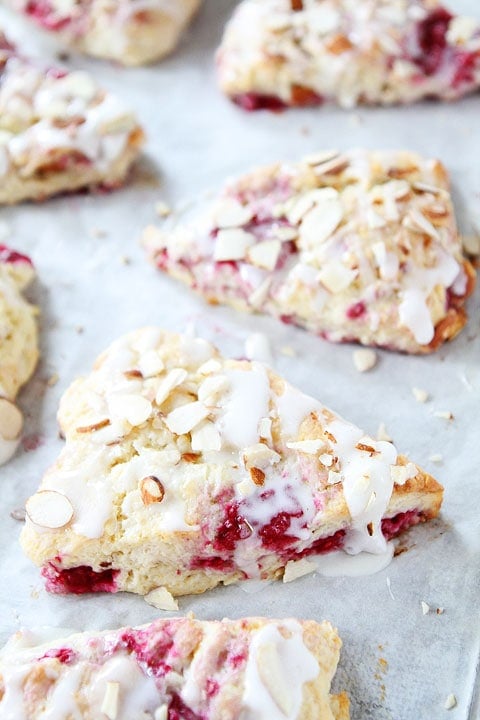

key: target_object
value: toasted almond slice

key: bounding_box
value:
[212,198,254,228]
[197,359,222,375]
[391,462,417,486]
[243,443,281,469]
[412,181,445,195]
[76,418,111,434]
[404,208,439,240]
[283,558,317,583]
[155,368,188,406]
[299,198,343,247]
[198,375,228,406]
[249,467,265,486]
[214,228,255,261]
[0,398,23,441]
[247,239,282,271]
[190,420,222,452]
[302,149,339,166]
[145,586,179,611]
[140,476,165,505]
[101,682,120,720]
[318,260,357,293]
[311,154,350,176]
[286,187,339,225]
[257,642,293,716]
[286,439,325,454]
[165,401,209,435]
[109,394,152,426]
[258,417,272,442]
[25,491,74,529]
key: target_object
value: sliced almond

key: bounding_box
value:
[109,394,152,426]
[283,558,316,583]
[275,226,299,241]
[258,417,272,442]
[286,439,325,454]
[212,198,254,228]
[101,681,119,720]
[444,694,457,710]
[412,387,429,403]
[0,398,23,440]
[353,349,377,373]
[25,491,74,529]
[190,420,222,452]
[155,368,188,406]
[249,467,265,486]
[145,586,179,611]
[247,239,281,271]
[286,187,338,225]
[248,277,272,309]
[391,462,417,486]
[299,198,343,247]
[404,208,439,240]
[198,375,228,406]
[319,452,333,467]
[412,181,445,196]
[311,154,349,176]
[302,149,339,167]
[243,443,280,470]
[318,260,357,293]
[76,418,110,434]
[376,423,392,442]
[256,643,293,716]
[213,228,255,261]
[140,476,165,505]
[138,350,165,377]
[421,601,430,615]
[165,401,209,435]
[327,470,342,485]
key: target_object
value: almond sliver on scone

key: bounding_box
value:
[144,150,475,354]
[0,31,144,204]
[217,0,480,110]
[0,617,349,720]
[4,0,202,66]
[21,328,443,598]
[0,245,38,465]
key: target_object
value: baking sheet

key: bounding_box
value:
[0,1,479,717]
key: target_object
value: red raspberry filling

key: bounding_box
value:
[0,245,33,266]
[232,93,289,112]
[116,626,175,678]
[414,7,453,76]
[168,693,203,720]
[42,562,119,594]
[40,647,77,664]
[346,301,366,320]
[25,0,72,31]
[381,509,423,539]
[213,502,252,553]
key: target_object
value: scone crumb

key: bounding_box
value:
[155,201,172,218]
[145,586,179,611]
[377,422,392,442]
[436,607,445,615]
[101,681,119,720]
[353,349,377,372]
[283,558,316,583]
[444,693,457,710]
[421,601,430,615]
[433,411,454,421]
[429,454,443,464]
[412,387,429,403]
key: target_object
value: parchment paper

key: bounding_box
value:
[0,2,479,718]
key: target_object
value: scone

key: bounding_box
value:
[143,150,475,354]
[0,617,349,720]
[21,328,443,598]
[0,244,38,465]
[217,0,480,110]
[0,30,144,204]
[4,0,202,66]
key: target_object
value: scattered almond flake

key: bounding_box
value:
[46,373,59,387]
[191,421,221,452]
[245,332,273,365]
[243,443,280,469]
[286,187,338,225]
[212,197,253,228]
[433,411,454,421]
[248,277,272,309]
[138,350,164,377]
[319,452,333,467]
[155,200,172,218]
[155,368,188,406]
[302,149,339,166]
[318,260,356,293]
[101,681,119,720]
[436,607,445,615]
[257,643,293,716]
[412,181,445,195]
[311,154,349,176]
[327,470,342,485]
[25,490,74,529]
[286,439,324,454]
[462,234,480,256]
[366,208,387,229]
[421,601,430,615]
[154,706,168,720]
[0,398,23,440]
[198,375,228,406]
[10,507,26,522]
[145,586,179,611]
[391,462,417,486]
[283,558,317,583]
[165,401,209,435]
[412,387,429,403]
[248,239,282,271]
[353,349,377,372]
[140,476,165,506]
[258,417,272,442]
[377,423,392,442]
[213,228,254,261]
[300,199,344,248]
[280,345,296,357]
[275,226,299,241]
[197,359,222,375]
[444,694,457,710]
[404,208,439,240]
[429,454,443,464]
[109,394,152,426]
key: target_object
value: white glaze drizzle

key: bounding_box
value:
[218,364,270,449]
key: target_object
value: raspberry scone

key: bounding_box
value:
[0,245,38,465]
[217,0,480,110]
[21,328,443,598]
[4,0,202,66]
[0,31,143,204]
[144,150,475,354]
[0,617,349,720]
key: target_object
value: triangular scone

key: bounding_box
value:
[0,31,143,204]
[217,0,480,110]
[0,245,38,465]
[4,0,202,66]
[21,328,443,597]
[143,150,475,354]
[0,618,349,720]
